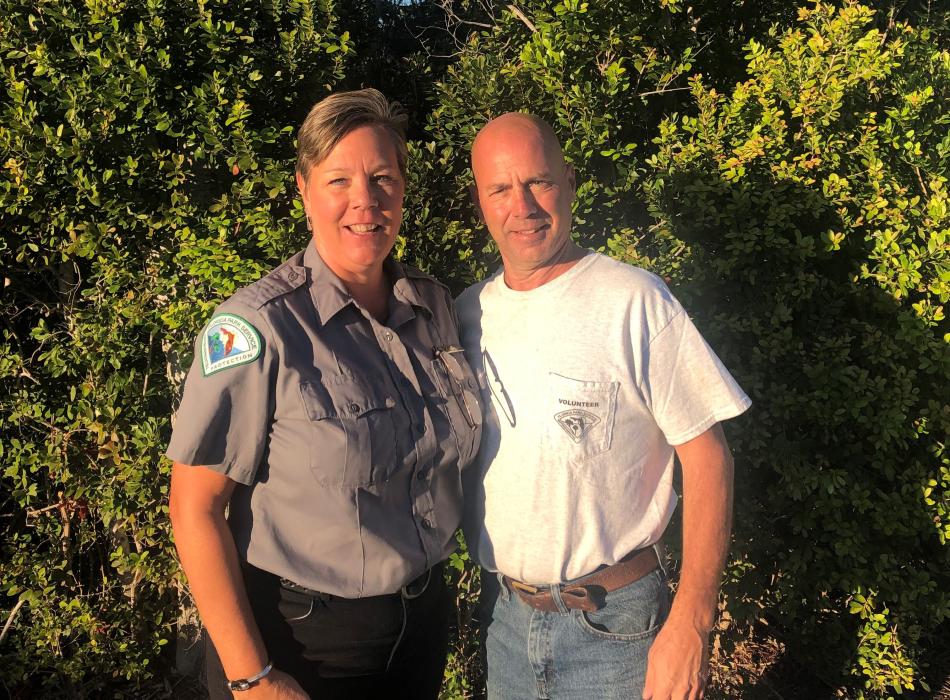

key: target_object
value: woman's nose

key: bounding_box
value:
[350,176,379,208]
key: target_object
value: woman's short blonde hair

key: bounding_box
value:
[296,88,408,180]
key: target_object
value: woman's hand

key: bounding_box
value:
[243,668,311,699]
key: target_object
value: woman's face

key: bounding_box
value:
[297,124,404,284]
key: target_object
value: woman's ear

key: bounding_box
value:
[296,171,313,232]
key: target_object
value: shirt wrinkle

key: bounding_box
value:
[636,308,685,398]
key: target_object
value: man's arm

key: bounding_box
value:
[642,423,734,700]
[169,463,309,699]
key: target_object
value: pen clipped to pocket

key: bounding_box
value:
[433,345,482,431]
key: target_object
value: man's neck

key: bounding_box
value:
[502,242,587,292]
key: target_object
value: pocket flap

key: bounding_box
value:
[299,381,336,421]
[300,376,394,421]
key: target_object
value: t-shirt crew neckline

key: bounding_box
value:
[496,250,599,299]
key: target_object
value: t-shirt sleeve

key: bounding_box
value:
[639,309,751,446]
[165,304,275,484]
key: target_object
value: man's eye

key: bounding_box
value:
[374,175,395,184]
[530,181,553,190]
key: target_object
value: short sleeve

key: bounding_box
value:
[639,310,751,446]
[165,305,275,484]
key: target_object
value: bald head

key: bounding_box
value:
[469,112,578,288]
[471,113,567,173]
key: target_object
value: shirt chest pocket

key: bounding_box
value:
[431,347,483,468]
[542,373,619,465]
[299,376,398,488]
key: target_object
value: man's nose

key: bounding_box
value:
[510,185,539,217]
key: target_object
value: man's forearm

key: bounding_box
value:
[671,423,734,631]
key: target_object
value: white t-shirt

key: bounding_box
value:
[456,251,751,584]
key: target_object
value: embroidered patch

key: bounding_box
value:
[200,313,262,376]
[555,409,600,444]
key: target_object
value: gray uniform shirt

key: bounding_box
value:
[166,244,482,597]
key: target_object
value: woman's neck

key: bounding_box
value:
[345,275,390,322]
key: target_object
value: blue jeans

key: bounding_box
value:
[481,563,671,700]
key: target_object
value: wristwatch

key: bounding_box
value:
[227,661,274,691]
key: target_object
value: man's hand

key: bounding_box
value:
[642,613,709,700]
[243,668,311,699]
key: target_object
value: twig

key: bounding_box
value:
[634,86,693,98]
[26,501,66,517]
[914,165,929,197]
[0,599,26,644]
[507,4,536,33]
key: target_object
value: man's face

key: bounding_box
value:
[471,121,575,275]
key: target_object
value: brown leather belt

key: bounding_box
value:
[502,547,659,613]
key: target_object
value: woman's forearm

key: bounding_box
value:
[170,465,269,681]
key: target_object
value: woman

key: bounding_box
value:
[167,89,482,699]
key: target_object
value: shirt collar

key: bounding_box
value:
[302,243,433,325]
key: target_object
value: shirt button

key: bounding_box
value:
[384,397,395,408]
[348,403,360,414]
[416,470,426,481]
[421,518,434,530]
[384,331,394,341]
[467,378,477,390]
[288,270,299,281]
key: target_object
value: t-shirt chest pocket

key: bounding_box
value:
[299,375,398,488]
[543,372,619,464]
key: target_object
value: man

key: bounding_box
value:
[456,113,751,700]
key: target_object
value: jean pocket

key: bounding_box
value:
[543,373,619,465]
[572,569,670,641]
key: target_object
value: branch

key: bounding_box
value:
[0,599,26,644]
[634,86,693,98]
[507,4,536,33]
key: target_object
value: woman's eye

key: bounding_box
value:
[328,177,346,186]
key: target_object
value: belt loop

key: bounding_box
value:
[548,584,571,614]
[653,540,669,578]
[496,572,510,602]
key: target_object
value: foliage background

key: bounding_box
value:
[1,0,947,698]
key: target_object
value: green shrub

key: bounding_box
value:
[644,4,949,694]
[1,0,947,696]
[0,0,349,693]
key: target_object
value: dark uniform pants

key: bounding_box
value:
[204,562,451,700]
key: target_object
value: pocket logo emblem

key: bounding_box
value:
[555,409,600,443]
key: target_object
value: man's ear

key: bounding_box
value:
[565,163,576,196]
[469,182,485,223]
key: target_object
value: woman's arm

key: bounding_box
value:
[169,462,308,699]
